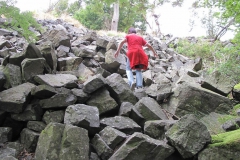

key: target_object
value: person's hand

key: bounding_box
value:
[154,52,159,58]
[114,52,119,58]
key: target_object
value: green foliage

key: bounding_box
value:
[54,0,69,16]
[72,0,148,32]
[0,1,43,42]
[74,5,105,30]
[175,38,240,83]
[67,1,81,14]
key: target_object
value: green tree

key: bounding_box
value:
[74,4,105,30]
[67,1,81,15]
[54,0,69,16]
[0,0,43,42]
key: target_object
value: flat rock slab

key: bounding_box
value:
[34,74,77,87]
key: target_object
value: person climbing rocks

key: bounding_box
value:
[114,27,158,91]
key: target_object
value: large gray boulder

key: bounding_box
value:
[21,58,47,83]
[11,103,43,121]
[39,93,77,109]
[35,123,89,160]
[99,126,127,150]
[34,74,78,88]
[109,132,175,160]
[38,41,57,73]
[163,83,233,118]
[200,71,235,96]
[0,82,36,113]
[86,88,118,115]
[35,123,65,160]
[64,104,100,134]
[20,128,39,152]
[100,116,141,134]
[144,120,176,140]
[57,57,82,71]
[83,74,106,94]
[3,63,22,89]
[165,114,211,158]
[133,97,169,127]
[59,124,89,160]
[91,134,113,160]
[101,49,125,73]
[0,127,12,143]
[105,73,138,105]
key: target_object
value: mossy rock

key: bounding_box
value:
[209,129,240,151]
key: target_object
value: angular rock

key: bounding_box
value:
[91,134,113,160]
[11,103,43,121]
[0,82,36,113]
[0,147,17,159]
[95,67,111,78]
[101,49,125,73]
[31,84,57,99]
[100,116,141,134]
[71,88,90,103]
[6,141,24,159]
[106,73,137,105]
[25,43,42,59]
[27,121,46,133]
[144,120,176,140]
[96,37,109,48]
[99,126,127,150]
[109,132,175,160]
[118,102,134,117]
[200,112,226,135]
[163,83,234,118]
[39,41,57,73]
[2,156,18,160]
[201,71,235,96]
[64,104,100,134]
[133,97,169,126]
[3,63,22,89]
[42,110,65,124]
[20,128,39,152]
[59,125,89,160]
[35,123,65,160]
[34,74,78,88]
[21,58,47,82]
[222,119,238,131]
[57,57,82,71]
[86,88,118,116]
[83,74,106,94]
[165,114,211,158]
[0,127,12,143]
[8,51,25,67]
[47,28,71,48]
[39,93,77,109]
[82,31,97,42]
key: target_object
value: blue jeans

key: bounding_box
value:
[126,57,143,88]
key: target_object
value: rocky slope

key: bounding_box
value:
[0,17,239,160]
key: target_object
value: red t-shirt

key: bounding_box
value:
[125,34,148,70]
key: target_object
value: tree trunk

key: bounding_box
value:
[214,18,235,42]
[111,2,119,31]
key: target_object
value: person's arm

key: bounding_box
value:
[145,43,158,57]
[114,38,127,58]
